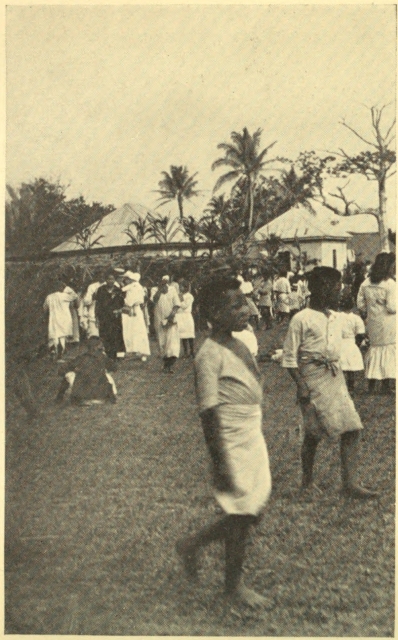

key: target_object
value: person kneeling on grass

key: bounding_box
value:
[281,266,378,500]
[55,336,118,406]
[176,273,272,609]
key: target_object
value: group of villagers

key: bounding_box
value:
[43,252,395,609]
[177,256,394,609]
[44,270,196,404]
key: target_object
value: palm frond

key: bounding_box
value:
[213,170,241,193]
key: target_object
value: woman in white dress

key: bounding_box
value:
[43,282,78,360]
[176,280,195,357]
[121,272,150,361]
[357,252,396,394]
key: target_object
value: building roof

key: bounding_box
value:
[347,233,395,263]
[51,202,187,252]
[255,200,378,242]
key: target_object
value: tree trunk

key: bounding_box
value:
[247,178,254,232]
[177,194,184,220]
[378,175,390,252]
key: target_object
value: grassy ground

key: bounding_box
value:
[5,323,395,636]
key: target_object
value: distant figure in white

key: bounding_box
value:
[176,280,195,357]
[83,273,103,338]
[121,271,150,362]
[152,275,181,373]
[44,281,78,360]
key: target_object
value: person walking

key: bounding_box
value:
[176,273,271,608]
[357,252,396,395]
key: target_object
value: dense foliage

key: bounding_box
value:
[6,178,115,256]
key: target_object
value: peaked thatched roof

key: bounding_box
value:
[51,202,187,252]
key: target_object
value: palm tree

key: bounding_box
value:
[155,166,199,220]
[147,213,181,255]
[212,128,277,231]
[181,216,204,257]
[124,215,151,245]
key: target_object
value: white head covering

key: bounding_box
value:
[161,275,170,282]
[124,271,141,282]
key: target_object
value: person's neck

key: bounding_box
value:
[211,327,232,341]
[310,302,329,313]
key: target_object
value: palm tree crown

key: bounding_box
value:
[212,127,277,230]
[155,165,199,220]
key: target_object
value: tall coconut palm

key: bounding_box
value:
[212,128,277,231]
[155,166,199,220]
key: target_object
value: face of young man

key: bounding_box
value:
[212,289,251,332]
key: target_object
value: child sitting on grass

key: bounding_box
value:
[282,266,378,500]
[55,336,117,406]
[176,273,272,609]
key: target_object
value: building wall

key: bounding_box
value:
[321,241,348,270]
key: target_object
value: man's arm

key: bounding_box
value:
[200,408,234,492]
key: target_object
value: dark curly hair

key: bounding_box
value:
[369,252,395,284]
[198,273,241,322]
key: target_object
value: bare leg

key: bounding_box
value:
[301,432,320,489]
[176,517,230,580]
[224,515,270,607]
[368,379,376,394]
[340,430,379,499]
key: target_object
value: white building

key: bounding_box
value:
[255,200,379,270]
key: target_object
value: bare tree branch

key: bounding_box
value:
[340,120,377,148]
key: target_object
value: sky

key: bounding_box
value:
[6,4,397,227]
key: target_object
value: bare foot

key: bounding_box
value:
[227,584,273,609]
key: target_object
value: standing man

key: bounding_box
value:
[152,275,181,373]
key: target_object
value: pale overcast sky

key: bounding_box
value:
[6,5,397,226]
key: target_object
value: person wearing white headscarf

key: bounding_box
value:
[43,281,78,359]
[121,272,150,361]
[152,276,181,372]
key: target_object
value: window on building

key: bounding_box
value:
[333,249,337,269]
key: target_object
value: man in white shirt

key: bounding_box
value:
[282,266,378,500]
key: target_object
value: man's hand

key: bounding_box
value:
[297,380,311,405]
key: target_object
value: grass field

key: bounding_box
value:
[5,323,395,636]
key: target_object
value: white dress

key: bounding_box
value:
[154,287,181,358]
[339,312,365,372]
[357,277,396,380]
[176,292,195,339]
[122,282,151,356]
[274,277,291,313]
[83,282,102,337]
[44,289,78,348]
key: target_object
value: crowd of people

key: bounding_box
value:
[43,252,396,406]
[38,251,397,607]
